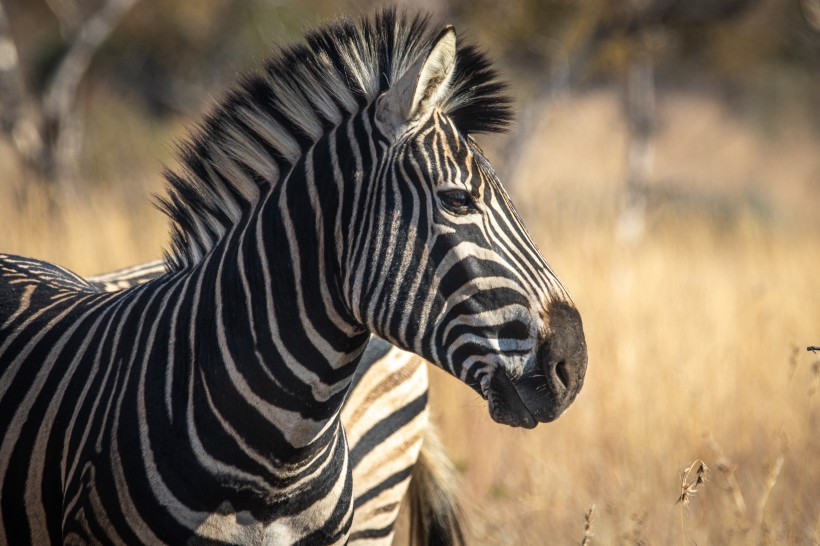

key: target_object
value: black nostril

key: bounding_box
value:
[539,300,588,394]
[554,360,570,390]
[518,302,587,422]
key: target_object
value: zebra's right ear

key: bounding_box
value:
[375,26,457,136]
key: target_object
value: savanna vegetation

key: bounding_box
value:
[1,0,818,543]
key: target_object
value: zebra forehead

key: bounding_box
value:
[395,113,497,198]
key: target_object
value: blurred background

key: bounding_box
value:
[1,0,819,543]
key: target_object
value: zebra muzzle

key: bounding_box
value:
[484,371,537,429]
[516,300,588,423]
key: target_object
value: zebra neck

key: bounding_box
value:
[169,107,378,459]
[182,190,368,459]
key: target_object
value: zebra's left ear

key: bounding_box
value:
[376,26,457,135]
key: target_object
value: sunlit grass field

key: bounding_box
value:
[1,87,818,544]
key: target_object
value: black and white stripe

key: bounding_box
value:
[0,9,586,544]
[90,263,451,546]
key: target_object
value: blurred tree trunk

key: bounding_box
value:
[0,0,139,203]
[0,2,45,201]
[502,60,570,188]
[618,44,655,243]
[501,0,607,187]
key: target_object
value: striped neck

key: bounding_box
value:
[180,115,377,467]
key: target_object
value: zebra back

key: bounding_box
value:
[86,260,166,292]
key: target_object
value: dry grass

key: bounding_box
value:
[1,86,818,544]
[581,505,595,545]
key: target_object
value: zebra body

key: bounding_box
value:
[88,260,457,545]
[342,338,431,544]
[1,254,360,544]
[0,10,587,544]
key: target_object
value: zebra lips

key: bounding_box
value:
[483,371,538,429]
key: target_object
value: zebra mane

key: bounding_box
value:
[159,8,512,270]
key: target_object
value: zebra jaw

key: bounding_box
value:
[480,371,537,429]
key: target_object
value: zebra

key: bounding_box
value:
[87,260,462,545]
[8,258,452,544]
[0,9,587,545]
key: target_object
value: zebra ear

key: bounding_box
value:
[376,26,457,135]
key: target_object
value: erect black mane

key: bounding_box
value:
[159,8,513,270]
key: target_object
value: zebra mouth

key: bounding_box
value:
[481,371,537,429]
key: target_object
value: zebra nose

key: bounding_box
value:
[541,300,587,400]
[514,300,587,423]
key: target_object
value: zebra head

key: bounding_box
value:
[159,11,585,431]
[351,25,587,428]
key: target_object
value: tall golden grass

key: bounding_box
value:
[1,88,818,544]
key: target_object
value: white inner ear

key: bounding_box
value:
[375,26,458,134]
[408,26,457,118]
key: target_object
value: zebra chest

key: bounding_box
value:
[58,423,355,545]
[59,465,354,545]
[191,505,349,546]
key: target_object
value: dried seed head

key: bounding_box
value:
[695,462,709,486]
[581,504,595,546]
[677,459,709,507]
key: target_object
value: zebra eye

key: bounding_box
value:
[438,189,473,214]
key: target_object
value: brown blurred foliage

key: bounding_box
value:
[0,0,818,201]
[3,0,819,116]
